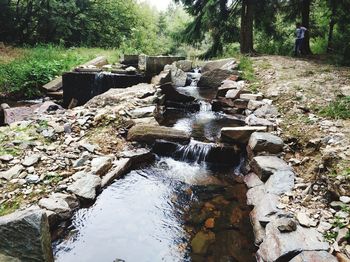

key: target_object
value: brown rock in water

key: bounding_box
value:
[198,69,239,88]
[221,126,267,143]
[230,206,244,224]
[191,230,216,255]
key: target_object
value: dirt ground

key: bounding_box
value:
[252,55,350,190]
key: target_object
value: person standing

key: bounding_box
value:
[294,23,307,56]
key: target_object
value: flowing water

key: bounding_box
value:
[53,71,255,261]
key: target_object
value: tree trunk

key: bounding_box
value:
[327,0,337,53]
[240,0,254,54]
[301,0,312,55]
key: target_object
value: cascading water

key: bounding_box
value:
[175,139,213,163]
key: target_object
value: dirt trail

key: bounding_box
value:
[252,55,350,189]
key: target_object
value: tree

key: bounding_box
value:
[240,0,255,53]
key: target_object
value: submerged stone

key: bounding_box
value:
[191,230,216,255]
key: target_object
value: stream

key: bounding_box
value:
[53,72,256,261]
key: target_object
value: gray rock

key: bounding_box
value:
[240,93,263,101]
[296,212,312,227]
[250,212,266,246]
[151,70,171,86]
[247,100,265,111]
[250,193,280,225]
[51,193,79,210]
[217,80,245,97]
[42,128,55,139]
[317,221,332,233]
[26,174,40,184]
[0,155,14,162]
[22,155,40,167]
[233,99,249,109]
[73,152,90,168]
[79,143,96,153]
[159,83,195,103]
[201,58,236,73]
[129,106,155,119]
[248,132,284,154]
[254,104,279,118]
[289,251,337,262]
[225,89,242,99]
[68,174,101,200]
[119,148,155,166]
[91,156,113,176]
[250,156,292,181]
[169,65,187,87]
[245,115,275,128]
[0,208,54,262]
[0,165,24,180]
[38,197,71,220]
[277,218,297,233]
[175,60,193,72]
[127,124,191,144]
[36,101,63,114]
[221,126,268,143]
[265,170,295,195]
[340,196,350,204]
[247,185,266,206]
[101,158,131,188]
[244,172,264,189]
[198,68,238,88]
[256,219,329,262]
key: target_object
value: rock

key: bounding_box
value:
[151,70,171,86]
[265,170,295,195]
[198,69,238,88]
[26,174,40,184]
[233,99,249,109]
[119,148,155,166]
[240,93,263,101]
[336,252,350,262]
[225,89,242,99]
[101,158,131,188]
[175,60,193,72]
[297,212,312,227]
[79,143,96,153]
[0,208,54,262]
[38,196,72,220]
[191,230,216,255]
[36,101,63,114]
[129,106,155,119]
[221,126,267,143]
[91,156,113,176]
[340,196,350,204]
[317,221,332,233]
[254,104,279,118]
[205,218,215,229]
[336,227,349,245]
[22,155,40,167]
[277,218,297,233]
[0,165,24,180]
[159,83,195,103]
[167,64,187,87]
[247,100,265,111]
[248,132,284,155]
[245,115,275,129]
[247,185,266,206]
[256,219,329,262]
[201,58,236,73]
[51,193,79,210]
[73,152,90,168]
[250,212,266,245]
[250,193,280,225]
[250,156,292,181]
[127,124,191,144]
[244,172,264,189]
[68,174,101,201]
[0,155,14,162]
[217,80,245,97]
[290,251,338,262]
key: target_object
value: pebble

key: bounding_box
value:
[340,196,350,204]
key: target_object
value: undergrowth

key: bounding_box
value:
[320,96,350,120]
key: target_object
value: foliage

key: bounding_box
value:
[319,96,350,120]
[0,198,21,217]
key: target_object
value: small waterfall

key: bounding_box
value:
[92,72,105,97]
[199,100,212,112]
[175,140,213,163]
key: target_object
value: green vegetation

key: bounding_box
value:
[320,96,350,120]
[0,198,21,216]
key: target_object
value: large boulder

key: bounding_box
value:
[101,158,131,188]
[256,219,330,262]
[0,208,54,262]
[159,83,195,103]
[151,70,171,86]
[175,60,193,72]
[248,132,284,155]
[221,126,267,143]
[201,58,237,73]
[127,124,191,144]
[198,69,239,88]
[250,156,292,181]
[164,64,188,87]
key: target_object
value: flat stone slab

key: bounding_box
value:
[265,170,295,195]
[201,58,236,73]
[127,124,191,144]
[248,132,284,155]
[250,156,292,181]
[101,158,131,188]
[0,208,54,262]
[0,165,24,180]
[256,219,330,262]
[68,174,101,200]
[240,93,263,101]
[244,172,264,189]
[221,126,267,143]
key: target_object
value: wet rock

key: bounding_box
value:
[68,174,101,200]
[191,230,216,255]
[101,158,131,188]
[248,132,284,155]
[244,172,264,189]
[175,60,193,72]
[159,83,195,103]
[256,219,329,262]
[277,218,297,233]
[221,126,267,143]
[127,124,190,144]
[250,156,292,181]
[265,170,295,195]
[22,154,41,167]
[91,156,113,176]
[290,251,337,262]
[0,208,54,262]
[119,148,155,167]
[201,58,237,73]
[205,218,215,229]
[198,69,238,88]
[254,104,279,118]
[0,165,24,180]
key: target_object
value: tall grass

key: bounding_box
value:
[0,45,119,98]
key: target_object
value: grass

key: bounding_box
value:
[0,45,120,98]
[0,198,21,216]
[319,96,350,120]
